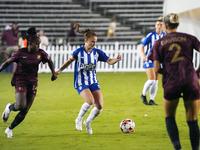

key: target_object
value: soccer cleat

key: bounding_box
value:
[83,119,92,134]
[2,103,11,122]
[5,127,14,138]
[75,118,82,131]
[141,94,148,105]
[149,100,158,105]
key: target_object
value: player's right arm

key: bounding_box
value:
[56,59,74,75]
[0,58,13,72]
[154,60,163,74]
[141,45,147,62]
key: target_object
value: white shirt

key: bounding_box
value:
[40,36,49,47]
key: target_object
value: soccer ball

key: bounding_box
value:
[120,119,135,133]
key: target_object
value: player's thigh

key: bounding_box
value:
[26,94,36,111]
[164,98,179,117]
[145,67,156,80]
[184,99,199,121]
[15,92,27,109]
[79,88,95,105]
[92,90,103,109]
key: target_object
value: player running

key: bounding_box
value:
[56,23,122,134]
[1,27,57,138]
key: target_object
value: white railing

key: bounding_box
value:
[38,43,200,73]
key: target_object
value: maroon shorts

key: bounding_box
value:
[164,82,199,101]
[15,83,37,95]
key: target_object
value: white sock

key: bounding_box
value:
[142,80,155,96]
[150,80,158,100]
[77,102,92,120]
[86,107,101,124]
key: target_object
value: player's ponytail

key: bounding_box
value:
[164,13,179,29]
[73,23,96,40]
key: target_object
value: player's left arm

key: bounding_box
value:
[0,58,13,72]
[106,54,122,65]
[46,58,57,81]
[154,60,163,74]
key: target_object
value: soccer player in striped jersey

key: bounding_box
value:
[56,23,122,134]
[140,17,165,105]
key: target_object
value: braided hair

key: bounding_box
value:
[73,23,96,40]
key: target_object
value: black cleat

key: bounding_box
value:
[149,100,158,105]
[141,94,148,105]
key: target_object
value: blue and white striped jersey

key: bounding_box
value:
[142,30,165,63]
[70,46,109,89]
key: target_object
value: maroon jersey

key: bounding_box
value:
[150,32,200,88]
[1,30,18,46]
[10,48,50,86]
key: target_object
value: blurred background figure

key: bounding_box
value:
[67,22,77,43]
[0,25,19,72]
[18,30,27,48]
[0,40,6,65]
[39,30,49,47]
[11,21,20,43]
[105,18,117,41]
[140,17,165,106]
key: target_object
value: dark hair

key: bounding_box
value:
[164,13,179,29]
[21,30,27,40]
[26,27,40,45]
[73,23,96,40]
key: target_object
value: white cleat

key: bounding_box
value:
[5,127,14,138]
[2,103,11,122]
[83,119,92,134]
[75,118,82,131]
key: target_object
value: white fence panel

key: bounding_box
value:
[38,44,200,73]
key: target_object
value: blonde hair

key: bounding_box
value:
[157,17,163,22]
[73,23,96,40]
[164,13,179,29]
[169,14,179,23]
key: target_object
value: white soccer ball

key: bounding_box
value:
[120,119,135,133]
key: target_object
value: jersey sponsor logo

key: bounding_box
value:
[80,63,96,72]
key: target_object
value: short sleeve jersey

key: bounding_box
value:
[10,48,50,86]
[150,32,200,88]
[70,46,109,89]
[142,30,165,63]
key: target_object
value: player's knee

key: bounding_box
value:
[95,103,103,110]
[87,99,94,105]
[15,103,26,110]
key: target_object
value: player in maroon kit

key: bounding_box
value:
[1,27,57,138]
[149,13,200,150]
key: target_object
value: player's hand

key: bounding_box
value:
[142,55,147,62]
[117,54,122,61]
[51,73,57,81]
[55,70,61,75]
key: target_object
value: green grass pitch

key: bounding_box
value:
[0,72,198,150]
